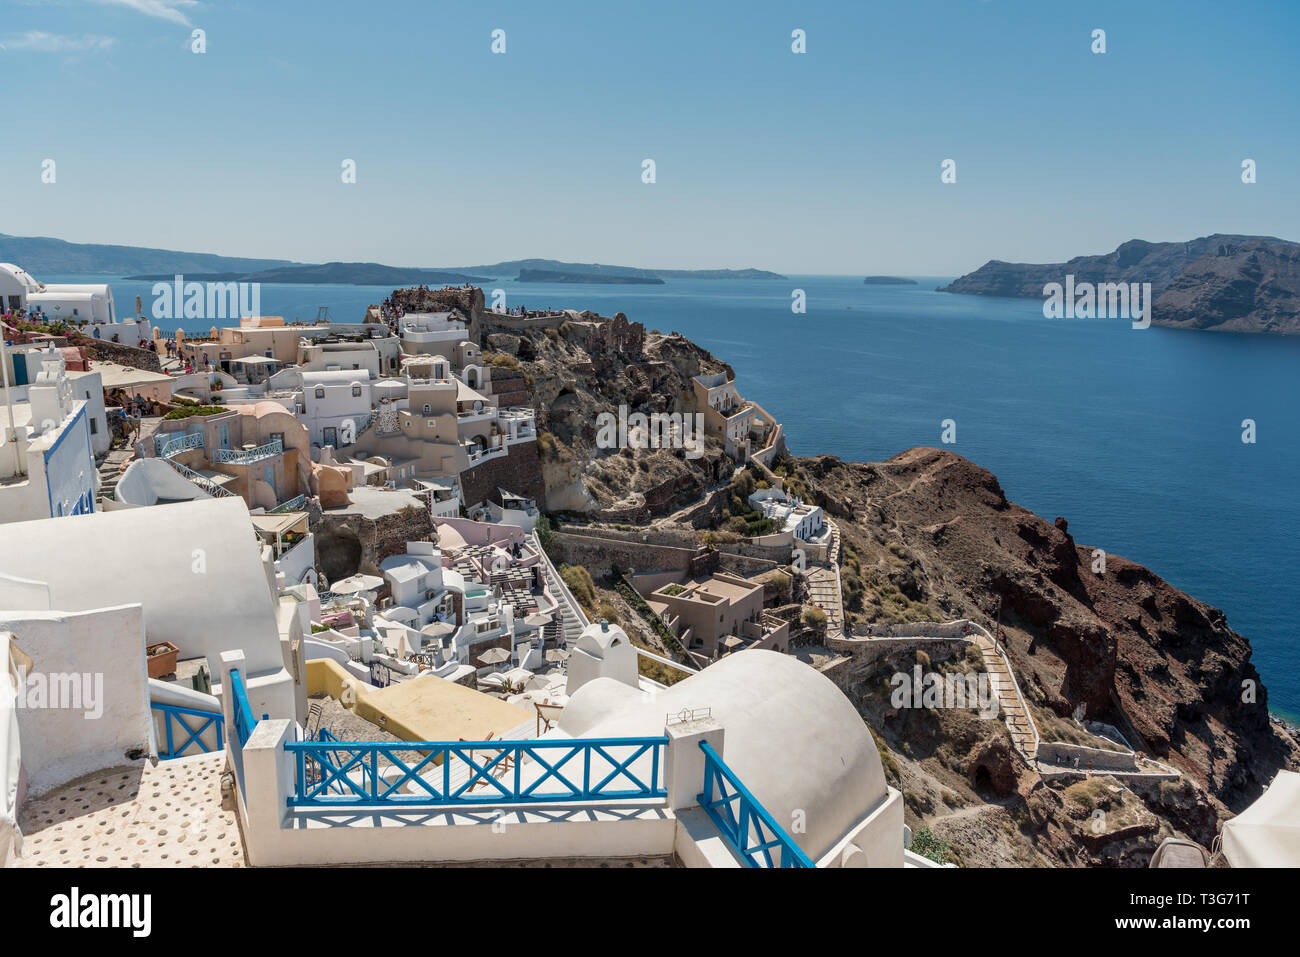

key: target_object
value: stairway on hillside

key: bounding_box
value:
[971,631,1038,762]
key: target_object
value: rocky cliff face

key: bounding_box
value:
[940,234,1300,334]
[1153,241,1300,333]
[797,447,1298,863]
[493,319,733,520]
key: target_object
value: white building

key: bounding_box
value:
[400,311,471,356]
[0,353,97,523]
[301,369,373,450]
[749,487,830,544]
[0,263,151,345]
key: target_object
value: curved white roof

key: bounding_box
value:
[558,649,889,862]
[0,263,41,293]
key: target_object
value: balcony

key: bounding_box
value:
[156,431,205,458]
[214,438,283,465]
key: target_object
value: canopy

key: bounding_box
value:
[331,574,384,595]
[1220,770,1300,867]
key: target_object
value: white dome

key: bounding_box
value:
[558,649,889,862]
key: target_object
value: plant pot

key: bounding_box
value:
[146,641,179,679]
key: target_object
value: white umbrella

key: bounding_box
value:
[332,574,384,595]
[478,646,511,668]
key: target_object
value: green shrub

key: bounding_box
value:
[910,826,950,865]
[163,405,225,420]
[802,605,827,629]
[559,563,597,613]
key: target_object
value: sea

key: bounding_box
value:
[48,272,1300,721]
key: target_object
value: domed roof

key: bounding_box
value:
[557,649,889,862]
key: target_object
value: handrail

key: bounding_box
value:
[284,735,667,808]
[160,456,236,498]
[214,438,283,464]
[697,739,813,868]
[152,701,224,759]
[229,668,258,747]
[268,494,307,513]
[531,529,590,632]
[156,430,205,457]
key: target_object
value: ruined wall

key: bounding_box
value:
[312,505,433,582]
[459,442,546,509]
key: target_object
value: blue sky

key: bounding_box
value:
[3,0,1297,274]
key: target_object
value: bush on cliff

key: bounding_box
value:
[559,563,597,613]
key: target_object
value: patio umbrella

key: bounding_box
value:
[478,646,511,670]
[544,648,570,664]
[524,612,553,629]
[332,574,384,595]
[420,621,454,640]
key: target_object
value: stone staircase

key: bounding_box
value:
[968,626,1038,762]
[96,453,130,503]
[531,530,588,645]
[805,565,845,639]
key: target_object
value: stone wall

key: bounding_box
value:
[312,504,433,582]
[88,338,164,372]
[1036,740,1139,772]
[549,531,698,576]
[459,442,546,509]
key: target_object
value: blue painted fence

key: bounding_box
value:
[229,668,258,747]
[284,736,668,808]
[152,702,224,759]
[697,740,813,868]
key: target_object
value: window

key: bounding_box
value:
[315,387,325,399]
[89,419,98,435]
[422,404,431,415]
[352,385,362,397]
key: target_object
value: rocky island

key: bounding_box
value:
[516,268,665,284]
[940,233,1300,334]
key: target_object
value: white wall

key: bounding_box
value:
[0,605,151,798]
[71,372,110,456]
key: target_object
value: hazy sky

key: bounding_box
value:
[3,0,1297,275]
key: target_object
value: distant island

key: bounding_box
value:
[125,262,493,286]
[462,258,787,281]
[0,235,787,286]
[862,276,917,285]
[940,233,1300,335]
[516,268,664,285]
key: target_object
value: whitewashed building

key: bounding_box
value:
[0,353,97,523]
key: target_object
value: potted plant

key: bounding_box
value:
[146,641,179,679]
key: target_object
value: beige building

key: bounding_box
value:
[691,372,781,463]
[179,316,398,375]
[147,401,314,509]
[644,572,789,666]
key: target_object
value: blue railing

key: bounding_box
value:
[268,494,307,513]
[156,430,205,457]
[229,668,258,747]
[697,740,813,868]
[284,736,667,808]
[152,702,224,759]
[214,438,283,464]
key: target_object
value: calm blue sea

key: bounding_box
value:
[51,273,1300,721]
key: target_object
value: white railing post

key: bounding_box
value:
[664,713,724,811]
